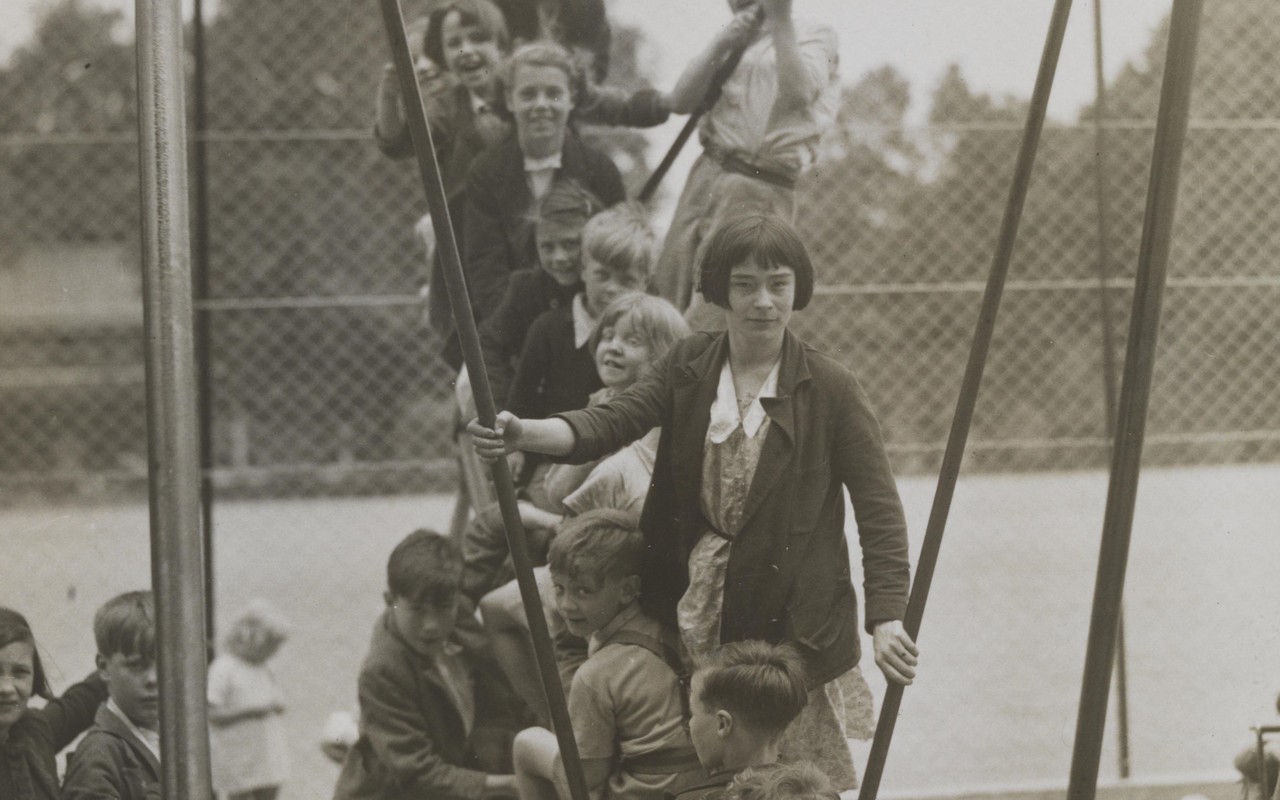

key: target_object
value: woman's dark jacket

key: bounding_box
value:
[556,331,911,686]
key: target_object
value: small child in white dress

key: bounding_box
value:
[208,599,290,800]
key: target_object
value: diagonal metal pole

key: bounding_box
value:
[1087,0,1132,778]
[1067,2,1204,798]
[376,2,590,799]
[135,0,212,797]
[637,10,761,203]
[857,2,1074,798]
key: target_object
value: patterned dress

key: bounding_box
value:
[675,360,872,790]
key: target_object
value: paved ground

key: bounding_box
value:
[4,463,1277,799]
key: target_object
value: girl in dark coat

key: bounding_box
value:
[468,215,919,789]
[0,608,107,800]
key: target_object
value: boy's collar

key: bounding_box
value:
[588,600,642,655]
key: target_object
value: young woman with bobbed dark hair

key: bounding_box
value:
[469,214,918,788]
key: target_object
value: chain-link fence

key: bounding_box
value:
[2,1,1279,505]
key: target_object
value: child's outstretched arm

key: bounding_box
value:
[667,8,760,114]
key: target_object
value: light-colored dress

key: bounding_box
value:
[207,654,289,795]
[675,358,871,790]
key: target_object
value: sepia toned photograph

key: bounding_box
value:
[1,1,1277,799]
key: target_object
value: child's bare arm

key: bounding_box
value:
[208,703,284,727]
[762,0,812,121]
[667,9,759,114]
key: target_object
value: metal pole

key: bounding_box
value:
[375,3,591,799]
[135,0,213,798]
[192,0,216,651]
[1066,3,1204,799]
[857,2,1074,798]
[637,9,761,203]
[1089,0,1131,778]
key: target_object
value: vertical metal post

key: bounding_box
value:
[135,1,213,798]
[857,2,1074,797]
[192,0,216,650]
[1066,2,1203,798]
[1089,0,1131,778]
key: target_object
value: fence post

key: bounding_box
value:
[1066,2,1205,798]
[135,0,213,797]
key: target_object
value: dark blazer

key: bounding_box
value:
[61,704,161,800]
[557,331,911,686]
[332,612,488,800]
[508,303,603,420]
[478,268,582,408]
[376,85,508,345]
[0,673,106,800]
[463,130,624,325]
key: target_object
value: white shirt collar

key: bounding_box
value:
[524,152,562,172]
[468,90,490,116]
[571,293,595,349]
[707,357,781,443]
[107,696,162,762]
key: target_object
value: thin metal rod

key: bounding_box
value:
[1067,2,1203,798]
[857,2,1075,798]
[192,0,216,652]
[375,3,591,799]
[637,10,760,202]
[135,0,212,797]
[1088,0,1131,778]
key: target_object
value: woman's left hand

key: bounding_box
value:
[872,620,918,685]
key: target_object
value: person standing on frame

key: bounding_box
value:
[656,0,839,323]
[468,215,918,790]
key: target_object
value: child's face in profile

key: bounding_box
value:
[595,313,653,390]
[582,253,643,317]
[0,640,35,735]
[385,593,458,658]
[535,217,584,287]
[550,569,637,639]
[98,650,159,731]
[686,670,728,770]
[508,62,573,154]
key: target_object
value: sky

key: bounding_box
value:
[0,0,1169,125]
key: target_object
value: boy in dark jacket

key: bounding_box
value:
[332,530,517,800]
[62,591,160,800]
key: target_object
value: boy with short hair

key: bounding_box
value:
[332,529,518,800]
[62,590,161,800]
[674,641,810,800]
[507,201,656,421]
[512,509,702,800]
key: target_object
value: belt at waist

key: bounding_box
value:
[703,146,798,190]
[622,744,703,775]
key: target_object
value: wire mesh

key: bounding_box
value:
[2,0,1279,506]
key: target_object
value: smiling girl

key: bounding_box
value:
[0,607,106,800]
